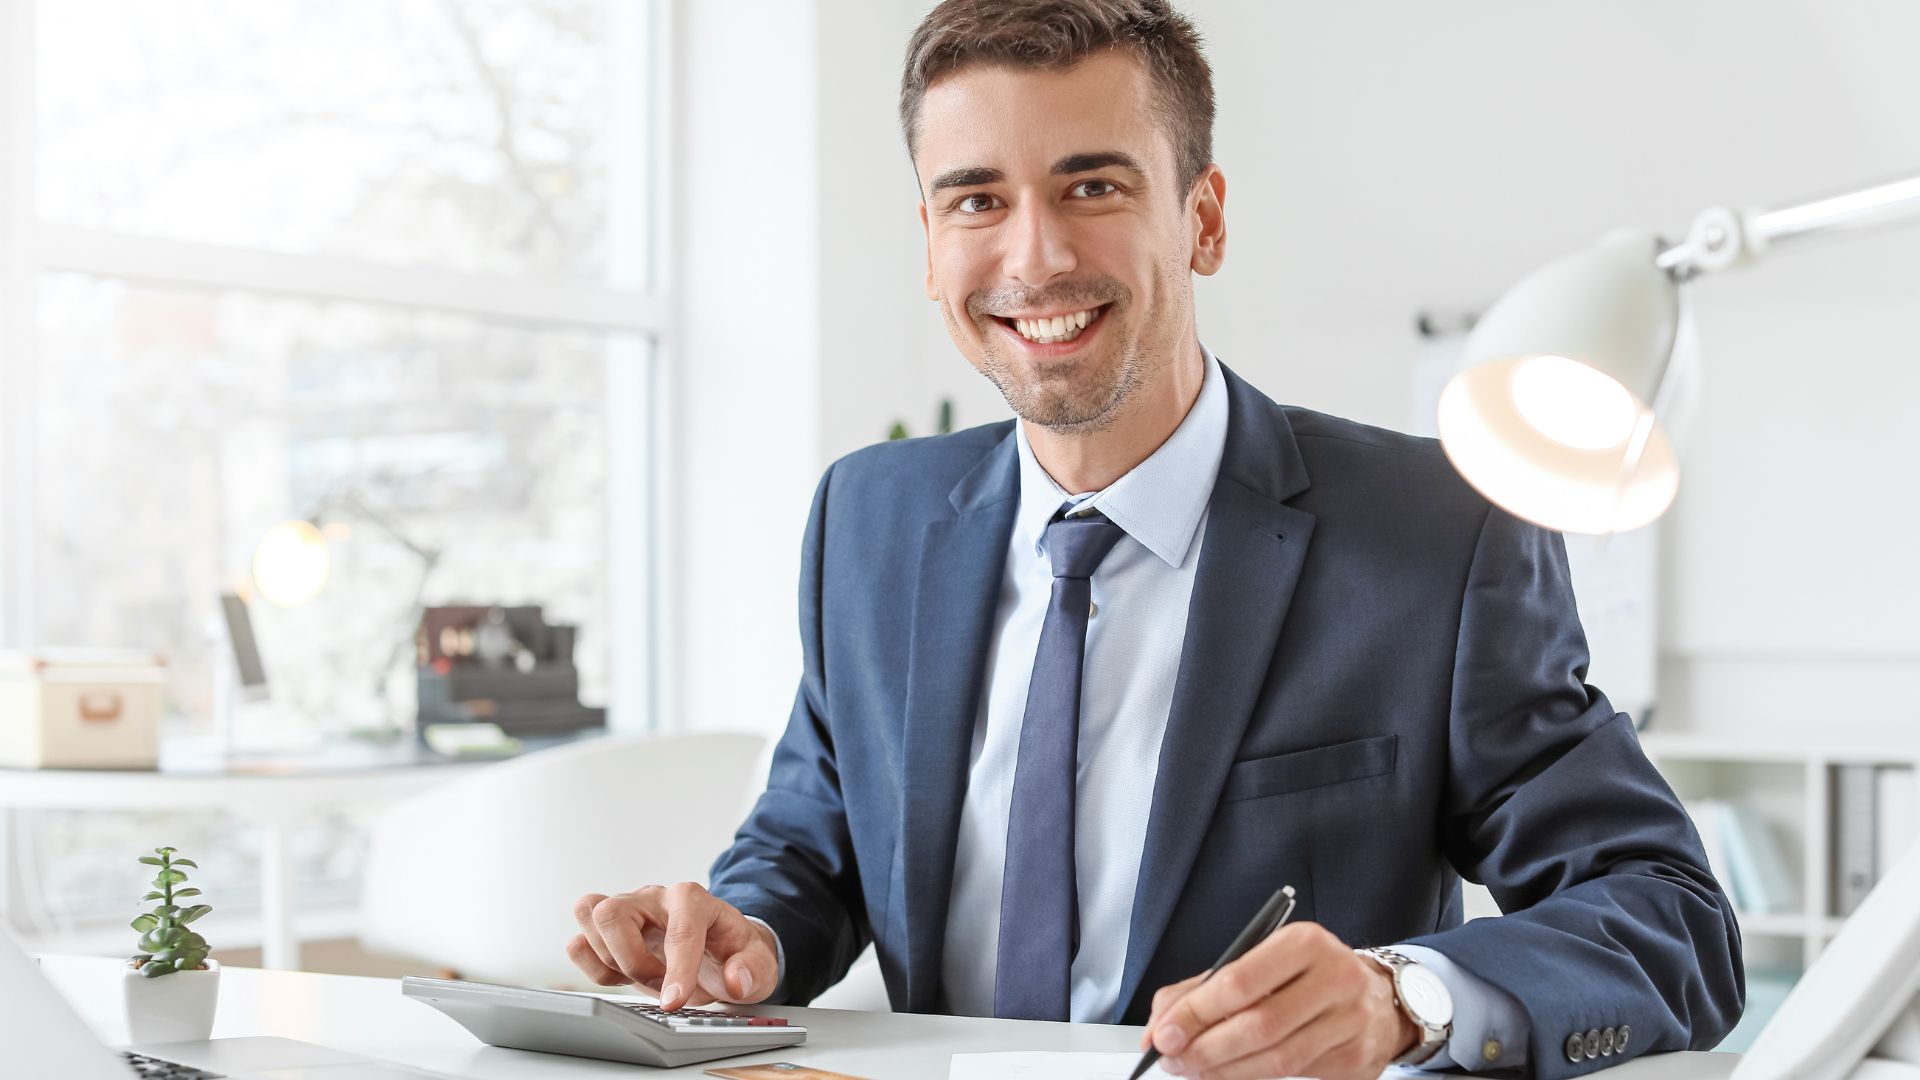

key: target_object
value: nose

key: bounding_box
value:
[1002,199,1077,287]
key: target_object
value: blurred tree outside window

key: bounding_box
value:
[3,0,659,943]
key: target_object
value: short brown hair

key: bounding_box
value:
[900,0,1216,192]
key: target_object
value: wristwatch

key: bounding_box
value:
[1357,947,1454,1066]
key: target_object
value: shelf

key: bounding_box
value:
[1640,732,1920,766]
[1733,911,1813,937]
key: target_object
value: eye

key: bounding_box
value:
[1070,179,1117,198]
[954,193,1003,214]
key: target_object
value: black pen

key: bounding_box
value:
[1128,885,1297,1080]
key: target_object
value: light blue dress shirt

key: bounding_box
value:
[766,347,1526,1070]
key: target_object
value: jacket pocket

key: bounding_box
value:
[1219,734,1398,803]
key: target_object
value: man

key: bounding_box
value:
[566,2,1744,1077]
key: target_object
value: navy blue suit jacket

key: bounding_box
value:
[709,364,1743,1076]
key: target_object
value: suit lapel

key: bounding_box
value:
[899,427,1019,1013]
[1113,366,1317,1019]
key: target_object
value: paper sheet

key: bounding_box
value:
[950,1052,1427,1079]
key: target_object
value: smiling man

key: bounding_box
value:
[566,3,1744,1078]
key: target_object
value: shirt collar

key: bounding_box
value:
[1013,344,1228,569]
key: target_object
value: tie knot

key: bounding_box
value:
[1043,508,1126,580]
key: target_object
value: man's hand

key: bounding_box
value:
[566,882,779,1011]
[1139,922,1420,1080]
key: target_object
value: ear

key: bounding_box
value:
[1188,164,1227,277]
[920,201,939,300]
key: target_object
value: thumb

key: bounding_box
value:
[708,908,781,1003]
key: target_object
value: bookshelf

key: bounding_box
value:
[1638,732,1920,968]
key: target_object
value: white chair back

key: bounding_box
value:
[360,731,767,988]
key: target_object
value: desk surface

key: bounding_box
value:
[0,732,601,808]
[37,955,1739,1079]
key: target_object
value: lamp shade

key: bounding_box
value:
[1437,228,1683,535]
[252,519,330,606]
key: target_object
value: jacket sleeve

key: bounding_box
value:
[707,464,870,1004]
[1405,504,1745,1078]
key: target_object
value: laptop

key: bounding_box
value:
[3,929,456,1079]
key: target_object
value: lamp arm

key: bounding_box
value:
[303,487,442,724]
[1656,172,1920,279]
[325,490,440,564]
[373,546,440,715]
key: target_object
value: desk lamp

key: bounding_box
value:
[1437,173,1920,535]
[251,490,441,724]
[1439,173,1920,1079]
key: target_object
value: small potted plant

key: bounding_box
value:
[123,846,220,1043]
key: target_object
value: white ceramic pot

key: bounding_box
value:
[122,958,220,1044]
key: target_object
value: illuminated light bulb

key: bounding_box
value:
[1509,354,1641,451]
[252,520,331,607]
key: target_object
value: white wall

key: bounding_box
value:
[1166,0,1920,740]
[671,0,1920,742]
[667,0,820,732]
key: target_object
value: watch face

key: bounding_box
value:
[1397,963,1455,1028]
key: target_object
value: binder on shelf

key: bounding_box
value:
[1681,798,1732,895]
[1834,764,1878,917]
[1876,765,1917,889]
[1718,802,1797,915]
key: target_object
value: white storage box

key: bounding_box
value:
[0,650,167,769]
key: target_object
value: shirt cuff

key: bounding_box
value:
[741,914,787,998]
[1392,943,1528,1072]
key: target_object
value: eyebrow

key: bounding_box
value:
[1051,150,1146,178]
[925,150,1148,195]
[927,165,1004,194]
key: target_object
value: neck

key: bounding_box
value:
[1024,336,1207,494]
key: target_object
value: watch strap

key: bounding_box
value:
[1357,948,1451,1067]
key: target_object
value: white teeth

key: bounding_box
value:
[1009,307,1099,344]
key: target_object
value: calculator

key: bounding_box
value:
[400,976,808,1069]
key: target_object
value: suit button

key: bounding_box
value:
[1585,1029,1602,1059]
[1619,1025,1632,1052]
[1601,1027,1616,1056]
[1565,1032,1585,1062]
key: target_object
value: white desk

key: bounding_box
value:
[37,955,1739,1078]
[1,734,592,968]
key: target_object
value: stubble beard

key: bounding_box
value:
[954,277,1158,436]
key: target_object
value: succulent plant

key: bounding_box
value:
[128,846,213,978]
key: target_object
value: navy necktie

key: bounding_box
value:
[994,507,1127,1021]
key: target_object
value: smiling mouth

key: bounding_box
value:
[993,303,1111,345]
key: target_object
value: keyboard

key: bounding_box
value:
[120,1050,223,1078]
[603,999,795,1030]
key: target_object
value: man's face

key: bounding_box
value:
[914,51,1223,434]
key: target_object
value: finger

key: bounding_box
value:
[571,893,618,973]
[638,921,715,1005]
[1184,1013,1357,1080]
[565,934,631,987]
[1152,923,1323,1055]
[659,883,721,1010]
[593,892,669,987]
[703,906,781,1003]
[1169,974,1337,1075]
[1143,972,1208,1048]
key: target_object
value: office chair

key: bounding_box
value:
[359,731,767,989]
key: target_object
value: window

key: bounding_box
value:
[0,0,663,938]
[4,0,661,731]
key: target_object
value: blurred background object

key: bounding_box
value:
[357,732,764,988]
